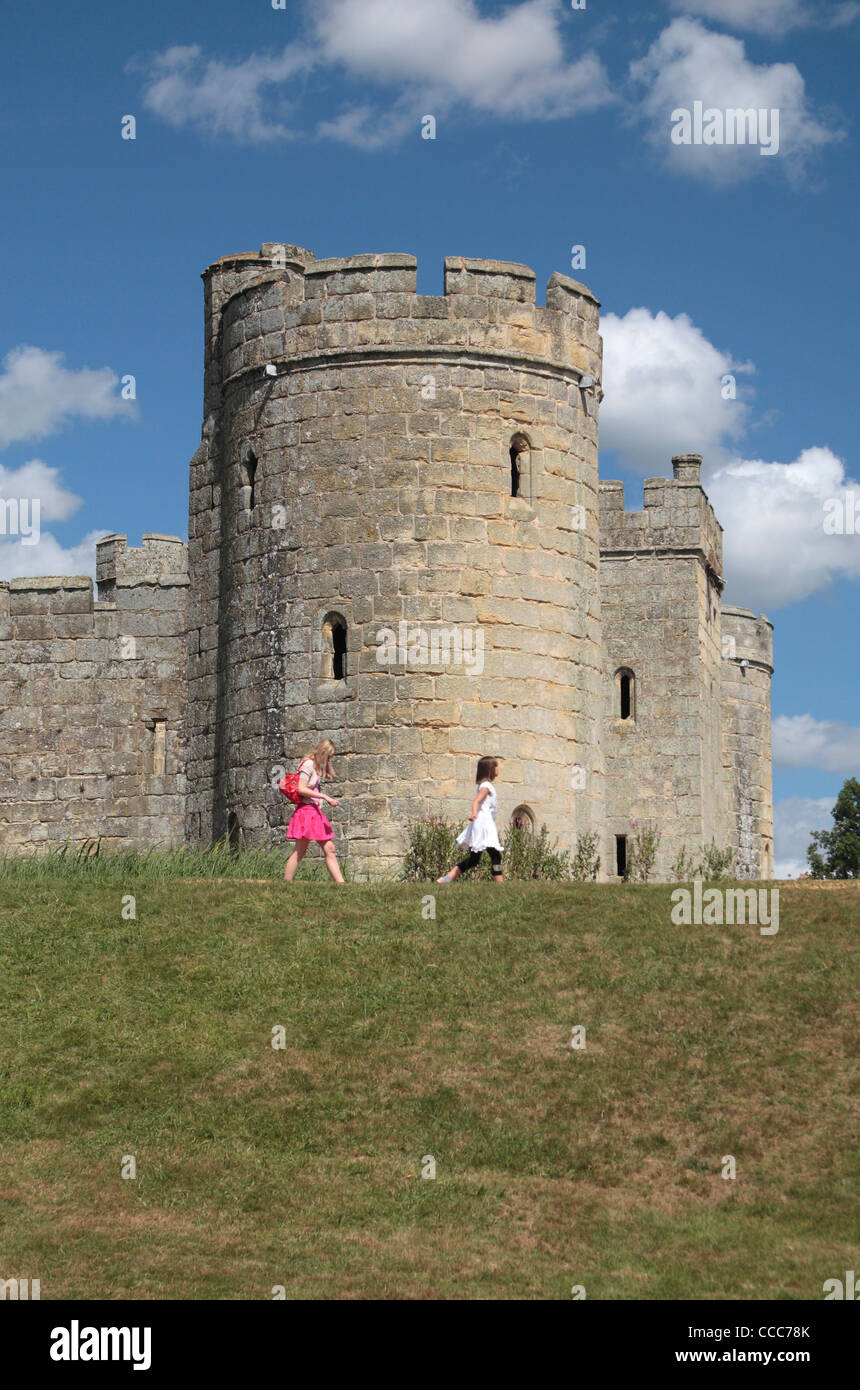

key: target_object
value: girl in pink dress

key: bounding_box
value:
[284,739,345,884]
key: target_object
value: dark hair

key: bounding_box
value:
[476,757,499,784]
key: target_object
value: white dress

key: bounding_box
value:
[456,781,503,852]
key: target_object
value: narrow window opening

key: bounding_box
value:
[620,674,631,720]
[227,811,242,849]
[615,835,627,878]
[152,718,166,776]
[332,622,347,681]
[509,432,530,500]
[510,446,521,498]
[508,433,527,505]
[321,612,348,681]
[616,667,635,721]
[510,804,536,839]
[242,451,258,511]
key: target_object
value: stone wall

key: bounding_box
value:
[598,455,726,878]
[0,245,774,879]
[186,245,606,872]
[720,606,774,879]
[0,534,188,851]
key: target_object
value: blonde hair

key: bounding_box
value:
[303,739,335,779]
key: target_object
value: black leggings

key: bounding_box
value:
[457,847,503,876]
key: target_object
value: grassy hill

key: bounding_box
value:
[0,871,856,1299]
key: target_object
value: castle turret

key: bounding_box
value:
[186,245,605,869]
[598,455,725,878]
[720,606,774,879]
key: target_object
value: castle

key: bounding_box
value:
[0,245,773,880]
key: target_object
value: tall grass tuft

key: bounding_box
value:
[0,838,373,885]
[572,830,601,881]
[0,840,287,885]
[401,816,572,881]
[401,816,460,882]
[669,842,737,881]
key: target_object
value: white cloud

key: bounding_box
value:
[315,0,612,123]
[772,715,860,773]
[0,459,82,523]
[138,1,613,148]
[317,101,417,152]
[709,448,860,609]
[773,795,833,877]
[0,347,135,451]
[137,43,313,142]
[600,306,860,610]
[669,0,859,36]
[630,18,841,183]
[600,306,753,474]
[0,528,107,582]
[829,2,860,24]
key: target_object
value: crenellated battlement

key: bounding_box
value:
[721,605,774,670]
[202,244,602,394]
[0,575,94,625]
[0,536,189,644]
[96,533,188,600]
[599,455,723,579]
[205,245,599,311]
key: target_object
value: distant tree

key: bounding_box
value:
[806,778,860,879]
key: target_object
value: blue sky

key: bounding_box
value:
[1,0,857,871]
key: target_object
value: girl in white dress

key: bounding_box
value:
[437,757,504,884]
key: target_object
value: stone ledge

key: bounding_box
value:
[6,576,92,591]
[203,247,314,278]
[306,254,418,277]
[444,256,536,281]
[221,346,598,392]
[546,272,601,308]
[722,605,773,628]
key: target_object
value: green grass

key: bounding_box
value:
[0,868,856,1299]
[0,842,321,883]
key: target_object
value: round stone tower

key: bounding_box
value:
[720,605,774,879]
[185,243,605,873]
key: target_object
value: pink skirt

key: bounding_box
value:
[287,801,334,842]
